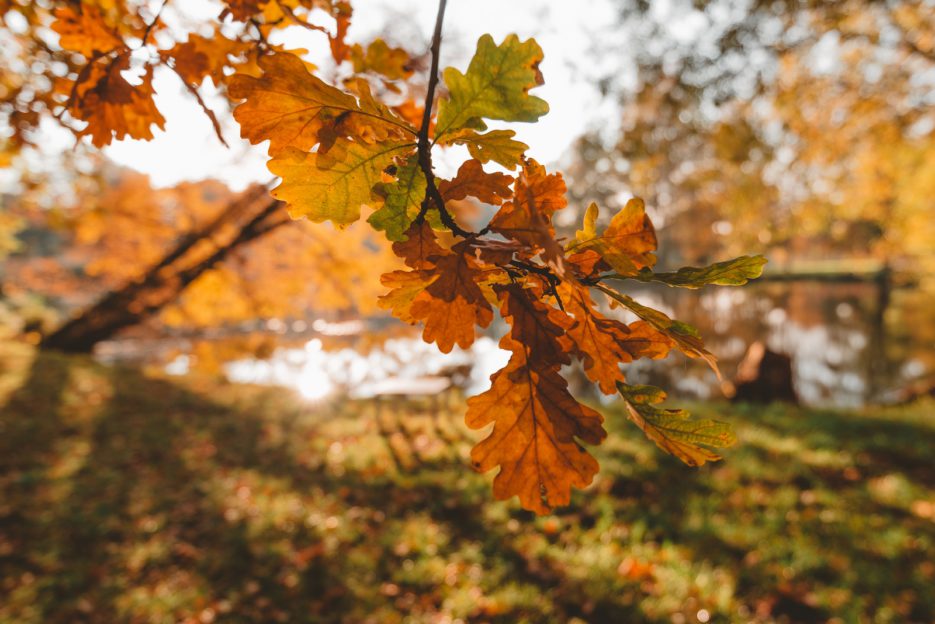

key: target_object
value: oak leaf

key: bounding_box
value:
[268,142,412,226]
[559,282,659,394]
[436,34,549,137]
[223,0,268,21]
[392,221,447,269]
[52,6,124,58]
[619,255,768,288]
[164,33,247,87]
[619,384,735,466]
[408,248,494,353]
[378,269,436,324]
[437,160,513,205]
[568,200,657,276]
[229,52,414,156]
[350,39,412,80]
[489,159,567,272]
[598,284,720,376]
[368,153,426,240]
[441,128,528,169]
[467,357,606,514]
[498,283,573,366]
[68,55,166,148]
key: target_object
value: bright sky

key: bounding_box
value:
[103,0,620,189]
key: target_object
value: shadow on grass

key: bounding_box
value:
[1,352,658,623]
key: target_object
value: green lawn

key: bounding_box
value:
[1,342,933,623]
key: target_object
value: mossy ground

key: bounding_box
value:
[1,342,933,623]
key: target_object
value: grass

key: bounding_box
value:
[1,341,933,623]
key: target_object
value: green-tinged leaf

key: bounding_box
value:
[567,200,657,275]
[436,34,549,137]
[608,255,768,288]
[619,383,736,466]
[368,153,426,240]
[597,283,721,377]
[269,142,414,227]
[442,128,528,169]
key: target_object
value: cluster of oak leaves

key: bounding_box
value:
[43,0,766,514]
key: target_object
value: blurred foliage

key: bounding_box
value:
[1,340,933,623]
[1,164,399,353]
[567,0,934,277]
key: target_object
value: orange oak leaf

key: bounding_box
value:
[498,283,573,366]
[223,0,268,21]
[620,321,676,361]
[438,160,513,205]
[408,244,494,353]
[568,200,657,276]
[512,158,567,217]
[378,269,436,324]
[163,33,247,87]
[69,55,166,148]
[392,221,446,269]
[52,6,124,58]
[466,353,606,514]
[329,1,352,63]
[558,282,674,394]
[598,284,720,377]
[489,159,567,272]
[229,52,414,156]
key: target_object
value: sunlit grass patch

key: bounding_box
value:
[1,343,933,623]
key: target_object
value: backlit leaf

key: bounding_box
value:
[230,52,415,156]
[69,55,166,148]
[441,128,528,169]
[559,282,672,394]
[368,153,426,241]
[619,383,736,466]
[436,34,549,137]
[437,160,513,205]
[568,200,657,276]
[597,283,720,377]
[268,142,413,226]
[466,356,606,514]
[408,244,494,353]
[52,6,123,58]
[610,255,768,288]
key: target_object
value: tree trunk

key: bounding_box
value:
[40,189,289,354]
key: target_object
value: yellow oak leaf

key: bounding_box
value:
[268,142,413,226]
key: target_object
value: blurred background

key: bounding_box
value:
[1,0,934,622]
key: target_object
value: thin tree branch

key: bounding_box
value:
[140,0,170,48]
[412,0,475,238]
[165,62,231,147]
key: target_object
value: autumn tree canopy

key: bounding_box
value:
[0,0,767,513]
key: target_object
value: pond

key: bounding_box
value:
[198,280,932,408]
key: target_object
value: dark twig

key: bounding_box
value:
[166,63,231,147]
[140,0,169,47]
[413,0,475,238]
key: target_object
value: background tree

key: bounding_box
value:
[0,0,770,513]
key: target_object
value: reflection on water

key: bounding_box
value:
[220,336,510,401]
[621,281,931,407]
[162,281,930,408]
